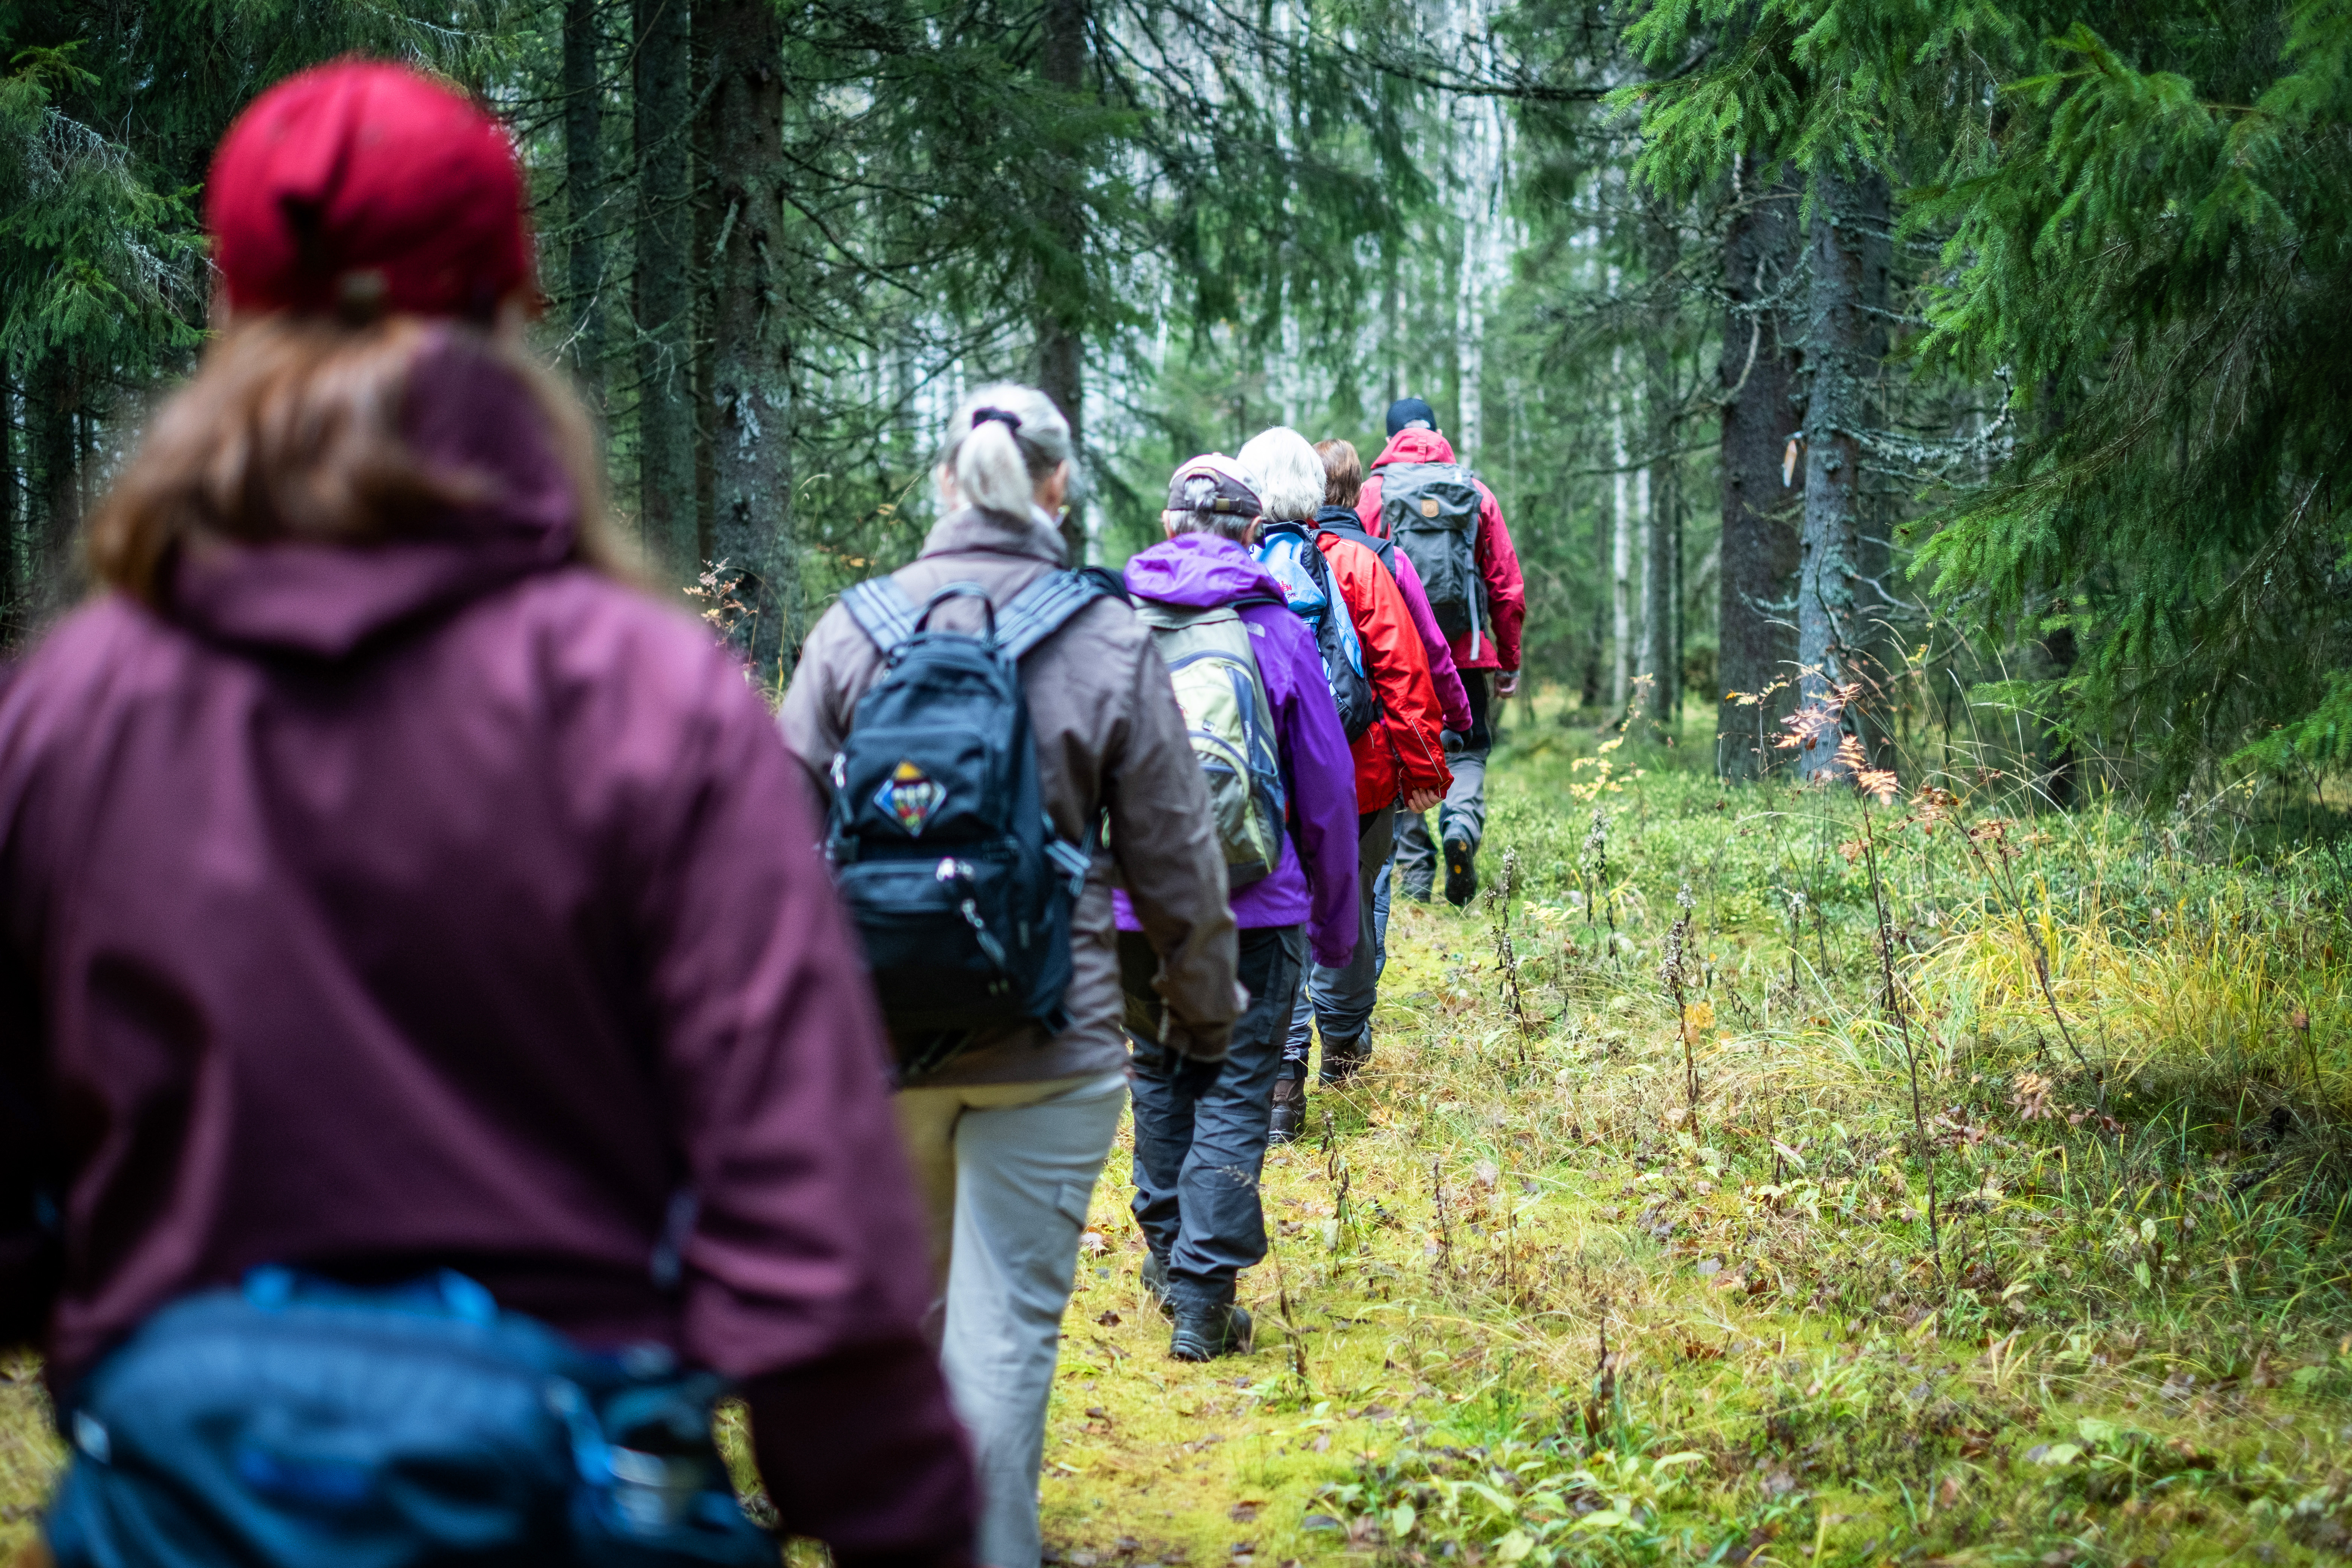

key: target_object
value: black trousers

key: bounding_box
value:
[1120,925,1304,1309]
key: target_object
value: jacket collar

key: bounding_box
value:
[920,504,1069,566]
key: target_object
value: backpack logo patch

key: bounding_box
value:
[1421,498,1441,517]
[875,760,945,835]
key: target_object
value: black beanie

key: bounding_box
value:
[1385,396,1437,436]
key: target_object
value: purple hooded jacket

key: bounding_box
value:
[0,331,972,1567]
[1111,535,1358,969]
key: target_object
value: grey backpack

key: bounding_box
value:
[1133,601,1288,890]
[1379,461,1487,648]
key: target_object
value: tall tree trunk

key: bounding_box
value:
[1796,165,1871,780]
[634,0,696,581]
[1638,215,1679,733]
[703,0,795,684]
[1639,366,1677,729]
[1036,0,1088,565]
[0,371,18,643]
[1716,162,1803,781]
[1850,173,1896,765]
[564,0,606,410]
[29,350,80,621]
[1609,362,1632,710]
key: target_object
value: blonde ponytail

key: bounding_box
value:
[937,383,1073,520]
[954,416,1036,517]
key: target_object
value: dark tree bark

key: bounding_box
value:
[1716,162,1803,780]
[633,0,697,581]
[1036,0,1088,565]
[564,0,606,410]
[702,0,796,684]
[1796,165,1871,781]
[0,372,18,642]
[29,350,81,621]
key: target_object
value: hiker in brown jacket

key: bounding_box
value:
[779,382,1240,1568]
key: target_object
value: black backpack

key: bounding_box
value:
[1379,461,1487,643]
[827,570,1107,1076]
[1253,521,1380,741]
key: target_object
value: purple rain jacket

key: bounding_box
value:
[1314,505,1472,735]
[1111,535,1359,969]
[0,330,973,1568]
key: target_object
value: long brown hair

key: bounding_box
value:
[89,314,636,606]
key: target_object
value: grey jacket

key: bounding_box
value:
[779,505,1241,1086]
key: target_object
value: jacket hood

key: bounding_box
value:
[1370,427,1457,469]
[1315,505,1371,531]
[1124,533,1285,609]
[166,328,579,660]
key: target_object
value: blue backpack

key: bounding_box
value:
[827,571,1106,1076]
[45,1268,770,1568]
[1255,522,1378,740]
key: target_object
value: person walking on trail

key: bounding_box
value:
[779,386,1240,1568]
[1234,427,1449,1139]
[1357,397,1527,908]
[1313,439,1473,758]
[1313,438,1473,988]
[1115,455,1359,1360]
[0,61,971,1568]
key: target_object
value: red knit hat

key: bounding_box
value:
[208,60,533,321]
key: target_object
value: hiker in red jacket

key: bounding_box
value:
[1357,397,1527,907]
[0,61,970,1568]
[1237,427,1448,1118]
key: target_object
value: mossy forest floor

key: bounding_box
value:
[1038,697,2352,1568]
[11,694,2352,1568]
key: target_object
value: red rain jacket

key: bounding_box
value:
[1318,534,1451,813]
[1357,427,1527,673]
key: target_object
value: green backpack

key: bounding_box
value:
[1135,601,1288,889]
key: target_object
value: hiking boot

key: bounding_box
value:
[1318,1032,1370,1086]
[1268,1073,1308,1144]
[1443,837,1478,907]
[1140,1253,1175,1318]
[1169,1302,1253,1362]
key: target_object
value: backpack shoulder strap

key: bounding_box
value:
[841,577,922,654]
[996,569,1109,662]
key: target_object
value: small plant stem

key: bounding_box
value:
[1862,799,1942,1288]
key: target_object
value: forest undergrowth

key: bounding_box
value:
[1018,697,2352,1568]
[11,697,2352,1566]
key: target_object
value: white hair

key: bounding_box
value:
[1235,426,1325,522]
[938,383,1072,518]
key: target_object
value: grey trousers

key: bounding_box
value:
[1395,670,1493,897]
[1283,803,1396,1067]
[896,1070,1129,1568]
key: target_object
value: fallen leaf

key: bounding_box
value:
[1095,1311,1121,1327]
[1229,1502,1261,1523]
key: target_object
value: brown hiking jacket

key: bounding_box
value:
[779,505,1240,1086]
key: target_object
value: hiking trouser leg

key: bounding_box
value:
[1393,811,1436,900]
[896,1071,1128,1568]
[1127,927,1302,1310]
[1371,857,1393,983]
[1439,672,1493,853]
[1308,805,1396,1046]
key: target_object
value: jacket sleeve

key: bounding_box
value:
[1334,543,1451,801]
[1262,615,1359,970]
[1102,626,1242,1044]
[776,605,871,802]
[1389,552,1473,735]
[635,658,974,1568]
[1477,482,1527,672]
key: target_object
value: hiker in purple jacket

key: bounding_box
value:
[1113,455,1358,1360]
[0,60,970,1568]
